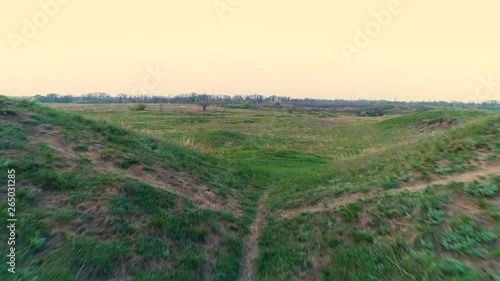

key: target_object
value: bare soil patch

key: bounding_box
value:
[418,118,458,133]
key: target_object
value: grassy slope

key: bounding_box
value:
[268,110,499,210]
[0,98,263,280]
[257,114,500,280]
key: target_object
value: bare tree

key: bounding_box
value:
[198,94,211,114]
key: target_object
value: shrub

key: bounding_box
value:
[129,103,147,111]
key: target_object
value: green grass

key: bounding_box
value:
[322,244,480,281]
[1,97,499,280]
[0,97,251,280]
[0,123,28,150]
[465,180,499,197]
[258,180,499,280]
[440,222,497,257]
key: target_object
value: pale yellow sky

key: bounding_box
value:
[1,0,499,101]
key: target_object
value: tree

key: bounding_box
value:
[198,94,211,114]
[47,93,58,103]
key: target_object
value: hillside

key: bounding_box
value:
[1,97,499,280]
[0,97,262,280]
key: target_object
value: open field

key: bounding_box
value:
[1,98,499,280]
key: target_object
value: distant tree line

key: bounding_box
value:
[33,93,288,105]
[31,92,500,110]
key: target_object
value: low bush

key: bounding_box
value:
[129,103,147,111]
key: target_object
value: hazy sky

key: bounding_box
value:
[1,0,499,101]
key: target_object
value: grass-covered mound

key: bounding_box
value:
[0,97,263,280]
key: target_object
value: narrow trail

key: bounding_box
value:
[280,163,499,219]
[239,191,269,281]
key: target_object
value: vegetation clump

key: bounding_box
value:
[129,103,147,111]
[440,222,497,256]
[465,181,498,197]
[357,107,384,117]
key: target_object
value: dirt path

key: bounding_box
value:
[239,191,269,281]
[280,163,499,219]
